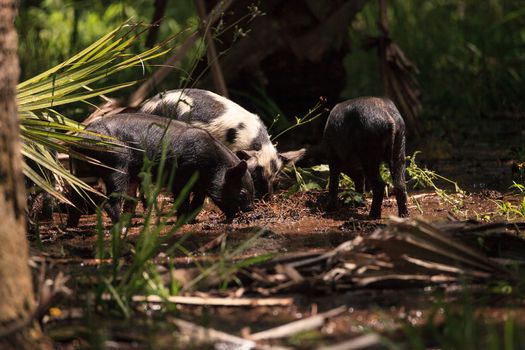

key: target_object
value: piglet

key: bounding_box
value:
[140,88,305,198]
[67,113,254,227]
[323,97,409,219]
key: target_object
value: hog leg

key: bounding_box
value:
[327,161,341,210]
[122,181,139,217]
[390,159,409,217]
[66,187,84,227]
[172,182,192,218]
[188,190,206,214]
[347,169,365,194]
[103,171,129,224]
[363,161,385,219]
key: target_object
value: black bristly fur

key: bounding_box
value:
[67,113,254,227]
[139,89,305,199]
[323,97,409,219]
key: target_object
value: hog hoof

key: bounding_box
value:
[326,200,339,212]
[368,211,381,220]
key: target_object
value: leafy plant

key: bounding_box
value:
[18,22,169,203]
[95,144,199,317]
[270,97,326,142]
[406,151,465,213]
[494,182,525,220]
[285,164,328,194]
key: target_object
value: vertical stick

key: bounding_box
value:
[378,0,390,97]
[146,0,169,48]
[127,0,234,108]
[194,0,229,98]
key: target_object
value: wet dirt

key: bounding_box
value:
[31,107,525,347]
[32,181,525,348]
[36,188,513,256]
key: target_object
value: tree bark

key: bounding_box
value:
[194,0,229,97]
[145,0,169,48]
[0,0,38,348]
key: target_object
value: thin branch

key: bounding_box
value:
[247,306,347,341]
[128,0,235,107]
[194,0,229,97]
[130,294,294,306]
[146,0,169,48]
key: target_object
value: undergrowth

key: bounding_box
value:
[284,151,466,215]
[406,151,466,215]
[495,182,525,220]
[392,294,525,350]
[91,144,270,317]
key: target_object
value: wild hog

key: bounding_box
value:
[323,97,409,219]
[139,88,305,198]
[67,113,254,227]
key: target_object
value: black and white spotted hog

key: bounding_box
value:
[67,113,254,227]
[139,88,305,198]
[323,97,409,219]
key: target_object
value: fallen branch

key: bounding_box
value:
[130,294,294,307]
[247,305,347,341]
[197,232,227,253]
[316,333,381,350]
[171,317,257,348]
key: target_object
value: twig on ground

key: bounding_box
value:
[316,333,381,350]
[247,305,347,341]
[130,294,294,307]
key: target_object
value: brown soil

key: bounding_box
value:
[32,185,525,348]
[36,188,513,258]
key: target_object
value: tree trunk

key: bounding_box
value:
[194,0,370,148]
[145,0,169,48]
[0,0,37,348]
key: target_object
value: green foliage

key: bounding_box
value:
[19,22,169,203]
[284,164,365,206]
[17,0,197,81]
[395,297,525,350]
[406,151,465,213]
[495,182,525,220]
[345,0,525,122]
[285,164,328,194]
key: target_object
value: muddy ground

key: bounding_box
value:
[39,188,511,258]
[30,111,525,348]
[33,180,525,349]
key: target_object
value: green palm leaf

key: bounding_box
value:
[18,21,171,206]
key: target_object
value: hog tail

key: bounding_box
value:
[385,112,396,170]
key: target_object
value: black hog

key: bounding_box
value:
[67,113,254,227]
[323,97,409,219]
[139,88,305,198]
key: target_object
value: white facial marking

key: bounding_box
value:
[256,143,282,179]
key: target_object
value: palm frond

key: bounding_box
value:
[18,21,171,203]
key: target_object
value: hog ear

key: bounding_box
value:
[236,150,258,171]
[236,150,258,160]
[279,148,306,167]
[246,157,258,172]
[226,160,248,179]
